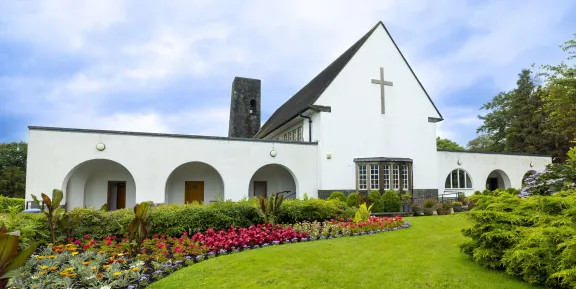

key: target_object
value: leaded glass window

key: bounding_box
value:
[370,165,379,190]
[358,165,367,190]
[445,169,473,189]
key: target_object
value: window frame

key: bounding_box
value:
[355,161,412,193]
[444,168,473,190]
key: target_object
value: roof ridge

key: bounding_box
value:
[254,22,381,138]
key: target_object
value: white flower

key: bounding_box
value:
[100,286,111,289]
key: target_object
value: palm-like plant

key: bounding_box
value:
[0,224,38,289]
[257,193,284,225]
[31,189,64,244]
[127,202,152,256]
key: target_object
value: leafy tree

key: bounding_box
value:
[467,133,498,152]
[476,69,550,155]
[0,142,27,171]
[0,167,25,198]
[540,34,576,161]
[436,137,465,151]
[0,142,27,197]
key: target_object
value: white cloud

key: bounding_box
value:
[0,0,574,143]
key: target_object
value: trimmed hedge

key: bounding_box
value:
[2,198,356,243]
[278,199,355,224]
[0,196,24,211]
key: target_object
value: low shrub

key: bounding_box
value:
[380,190,401,212]
[461,188,576,288]
[0,212,49,247]
[327,191,346,203]
[0,196,24,211]
[368,191,383,212]
[6,198,358,244]
[346,192,358,207]
[279,199,355,224]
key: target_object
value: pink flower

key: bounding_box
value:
[83,234,90,240]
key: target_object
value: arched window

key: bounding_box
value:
[445,169,472,189]
[249,99,257,114]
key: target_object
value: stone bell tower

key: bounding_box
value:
[228,77,261,138]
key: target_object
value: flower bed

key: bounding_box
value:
[12,217,409,288]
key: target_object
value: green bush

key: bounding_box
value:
[0,212,49,247]
[380,190,401,212]
[368,191,385,212]
[327,191,346,203]
[461,188,576,288]
[4,198,358,243]
[279,199,355,224]
[0,196,24,212]
[346,192,358,207]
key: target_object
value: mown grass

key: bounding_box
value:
[149,214,541,289]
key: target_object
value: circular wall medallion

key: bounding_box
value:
[270,150,277,157]
[96,143,106,151]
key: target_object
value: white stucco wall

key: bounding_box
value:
[312,25,440,191]
[26,128,318,208]
[437,150,552,195]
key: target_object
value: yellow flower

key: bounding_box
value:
[40,265,48,270]
[117,253,124,257]
[113,271,122,277]
[36,256,45,260]
[39,271,46,275]
[98,250,106,254]
[71,252,79,256]
[64,267,75,272]
[91,266,98,272]
[131,267,140,271]
[48,255,57,259]
[82,261,92,265]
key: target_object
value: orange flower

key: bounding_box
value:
[49,266,58,271]
[82,261,92,265]
[97,273,104,279]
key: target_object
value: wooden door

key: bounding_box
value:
[107,181,126,210]
[185,181,204,204]
[254,181,267,198]
[117,182,126,209]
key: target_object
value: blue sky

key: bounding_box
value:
[1,0,575,146]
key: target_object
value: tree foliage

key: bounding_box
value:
[436,137,465,151]
[472,34,576,160]
[539,34,576,161]
[0,142,27,198]
[476,69,550,154]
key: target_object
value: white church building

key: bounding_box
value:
[25,22,551,210]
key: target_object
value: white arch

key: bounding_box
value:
[247,163,298,199]
[521,170,537,187]
[486,169,512,190]
[164,161,225,204]
[62,158,136,209]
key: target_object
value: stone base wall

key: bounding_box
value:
[412,189,438,200]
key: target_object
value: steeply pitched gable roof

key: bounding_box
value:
[254,21,443,139]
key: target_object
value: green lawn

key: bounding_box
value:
[149,214,541,289]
